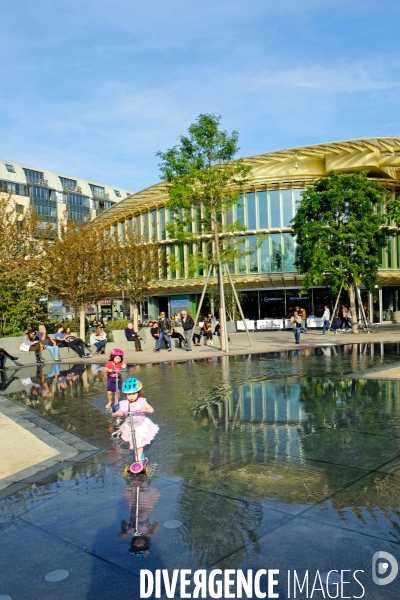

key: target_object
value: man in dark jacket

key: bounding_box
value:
[180,310,194,351]
[155,312,171,352]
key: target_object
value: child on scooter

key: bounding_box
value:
[105,349,126,411]
[113,378,159,469]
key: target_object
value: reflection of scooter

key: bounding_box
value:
[123,411,149,476]
[119,482,160,558]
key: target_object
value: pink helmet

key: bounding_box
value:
[110,348,124,356]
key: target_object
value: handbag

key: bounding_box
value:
[19,343,30,352]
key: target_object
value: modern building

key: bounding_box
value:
[94,137,400,323]
[0,158,133,232]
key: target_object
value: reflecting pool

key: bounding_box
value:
[1,344,400,599]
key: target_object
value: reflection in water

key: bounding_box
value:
[192,374,400,541]
[3,343,400,567]
[118,481,160,557]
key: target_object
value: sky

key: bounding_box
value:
[1,0,400,191]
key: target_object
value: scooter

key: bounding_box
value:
[123,410,150,477]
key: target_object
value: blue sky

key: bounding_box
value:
[1,0,400,191]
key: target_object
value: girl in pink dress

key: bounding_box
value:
[113,377,159,469]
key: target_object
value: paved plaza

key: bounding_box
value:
[1,334,400,599]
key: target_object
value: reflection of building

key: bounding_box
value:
[194,374,400,536]
[94,138,400,322]
[0,158,132,232]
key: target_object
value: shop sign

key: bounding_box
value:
[170,299,190,309]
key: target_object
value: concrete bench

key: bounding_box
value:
[0,336,78,365]
[108,327,186,351]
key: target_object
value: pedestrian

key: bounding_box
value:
[154,312,171,352]
[207,313,217,334]
[321,305,337,336]
[113,378,159,470]
[180,310,195,351]
[340,305,351,330]
[90,326,107,354]
[55,326,91,358]
[192,322,202,346]
[105,349,126,412]
[296,306,307,332]
[169,320,185,348]
[204,321,213,345]
[124,322,142,351]
[21,330,44,363]
[291,311,302,344]
[0,348,21,370]
[35,324,61,362]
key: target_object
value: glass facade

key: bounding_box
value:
[67,193,90,222]
[31,186,57,222]
[59,177,77,191]
[23,169,44,184]
[109,187,304,281]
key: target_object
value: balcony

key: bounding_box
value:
[91,190,110,201]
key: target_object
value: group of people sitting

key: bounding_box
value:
[147,312,221,351]
[21,325,93,363]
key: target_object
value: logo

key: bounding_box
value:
[372,551,398,585]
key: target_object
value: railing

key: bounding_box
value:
[91,191,110,201]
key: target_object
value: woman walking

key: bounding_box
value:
[321,305,337,336]
[290,311,302,344]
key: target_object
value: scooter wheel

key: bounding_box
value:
[144,462,149,476]
[123,464,131,477]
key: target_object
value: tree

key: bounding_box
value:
[112,231,158,330]
[156,113,252,350]
[0,192,51,336]
[291,171,388,331]
[46,220,114,339]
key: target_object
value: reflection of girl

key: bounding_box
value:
[118,482,160,557]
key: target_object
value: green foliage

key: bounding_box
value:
[292,171,388,293]
[156,113,252,268]
[386,193,400,226]
[105,318,130,337]
[0,280,52,337]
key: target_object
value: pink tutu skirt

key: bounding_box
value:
[120,417,159,449]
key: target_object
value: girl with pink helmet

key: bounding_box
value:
[105,348,126,412]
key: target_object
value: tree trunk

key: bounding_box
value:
[133,304,139,332]
[348,283,359,334]
[211,209,227,352]
[79,308,86,341]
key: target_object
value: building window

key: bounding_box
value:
[281,189,294,228]
[247,234,258,273]
[114,190,121,197]
[271,234,282,271]
[59,177,77,191]
[282,233,295,271]
[16,204,24,213]
[89,184,108,201]
[23,168,44,184]
[257,191,268,229]
[5,164,15,173]
[260,236,270,272]
[246,192,257,230]
[237,194,245,228]
[67,193,90,222]
[159,207,166,240]
[269,190,281,229]
[135,215,141,237]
